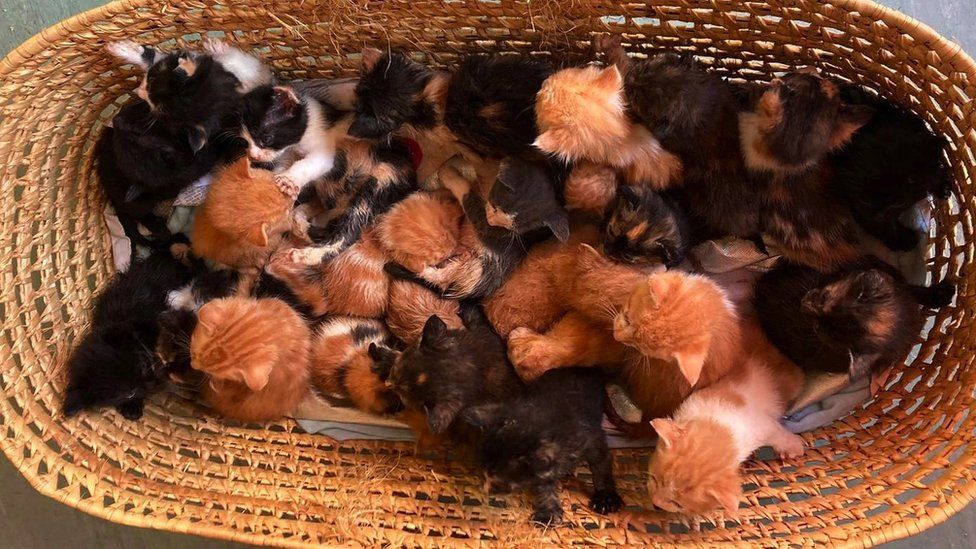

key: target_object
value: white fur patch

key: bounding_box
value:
[106,40,147,68]
[206,39,273,92]
[167,285,198,311]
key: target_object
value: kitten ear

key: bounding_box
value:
[272,86,301,115]
[543,210,570,242]
[420,315,449,347]
[831,104,875,149]
[672,346,708,387]
[708,488,741,515]
[650,418,680,449]
[239,362,273,392]
[533,130,562,155]
[617,185,642,207]
[124,185,145,203]
[186,125,208,153]
[244,223,270,248]
[595,64,623,91]
[643,278,661,309]
[361,47,385,72]
[227,155,253,177]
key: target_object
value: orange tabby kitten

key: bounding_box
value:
[647,321,805,517]
[265,227,389,319]
[191,157,293,277]
[534,65,682,188]
[376,190,464,274]
[192,297,311,422]
[563,161,619,218]
[385,280,463,344]
[309,317,401,415]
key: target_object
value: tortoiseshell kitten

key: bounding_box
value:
[754,259,954,380]
[831,86,953,251]
[740,71,874,271]
[602,185,689,268]
[595,36,752,239]
[63,244,194,420]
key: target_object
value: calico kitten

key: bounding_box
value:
[192,297,311,422]
[534,64,682,188]
[461,368,624,525]
[191,157,293,279]
[831,86,953,251]
[287,137,417,265]
[309,317,402,415]
[63,244,194,420]
[602,185,690,268]
[754,259,954,380]
[594,36,752,239]
[240,84,348,197]
[265,227,389,318]
[740,71,874,271]
[95,100,228,245]
[647,322,806,518]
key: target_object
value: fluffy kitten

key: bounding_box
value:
[740,71,874,271]
[63,245,194,420]
[602,185,689,268]
[385,280,463,344]
[287,137,417,265]
[563,161,619,218]
[594,36,751,239]
[754,259,954,380]
[647,322,805,518]
[192,297,311,422]
[191,157,293,277]
[831,86,953,251]
[240,84,348,197]
[309,317,402,415]
[534,64,682,188]
[265,227,389,318]
[376,190,464,274]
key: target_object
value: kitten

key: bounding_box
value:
[754,259,954,380]
[594,36,752,239]
[309,317,402,415]
[483,156,569,238]
[461,368,624,526]
[376,190,465,275]
[265,227,389,318]
[63,244,194,420]
[95,100,228,245]
[192,297,311,422]
[739,71,874,271]
[385,280,463,345]
[602,185,690,268]
[286,136,417,265]
[563,161,619,218]
[534,64,682,188]
[647,321,806,518]
[240,84,348,197]
[831,86,953,251]
[190,156,293,279]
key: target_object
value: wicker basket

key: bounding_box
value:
[1,0,973,545]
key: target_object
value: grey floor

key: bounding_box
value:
[1,1,974,547]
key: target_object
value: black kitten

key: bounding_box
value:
[63,245,194,420]
[602,185,689,268]
[348,50,438,140]
[461,368,623,525]
[831,86,953,251]
[444,54,553,158]
[754,258,954,379]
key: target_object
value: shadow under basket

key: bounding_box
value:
[0,0,973,546]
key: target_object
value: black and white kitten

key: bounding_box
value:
[63,243,195,420]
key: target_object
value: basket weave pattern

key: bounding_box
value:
[0,0,974,545]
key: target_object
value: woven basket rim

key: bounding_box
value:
[2,0,976,546]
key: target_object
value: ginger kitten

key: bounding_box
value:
[191,297,311,422]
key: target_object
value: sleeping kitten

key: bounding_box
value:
[287,137,417,265]
[192,297,311,422]
[534,64,682,188]
[385,279,463,344]
[594,36,751,239]
[740,71,874,271]
[376,190,465,274]
[240,84,348,197]
[831,86,953,251]
[602,185,690,268]
[754,259,954,380]
[191,157,294,282]
[63,244,194,420]
[563,161,619,218]
[647,322,805,518]
[309,317,402,415]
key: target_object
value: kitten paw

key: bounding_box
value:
[106,40,142,63]
[289,210,313,244]
[287,247,327,266]
[592,34,622,55]
[202,37,229,56]
[507,328,555,381]
[589,490,624,515]
[274,175,301,198]
[530,507,564,527]
[774,433,805,460]
[116,400,144,421]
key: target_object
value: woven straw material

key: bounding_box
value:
[0,0,973,546]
